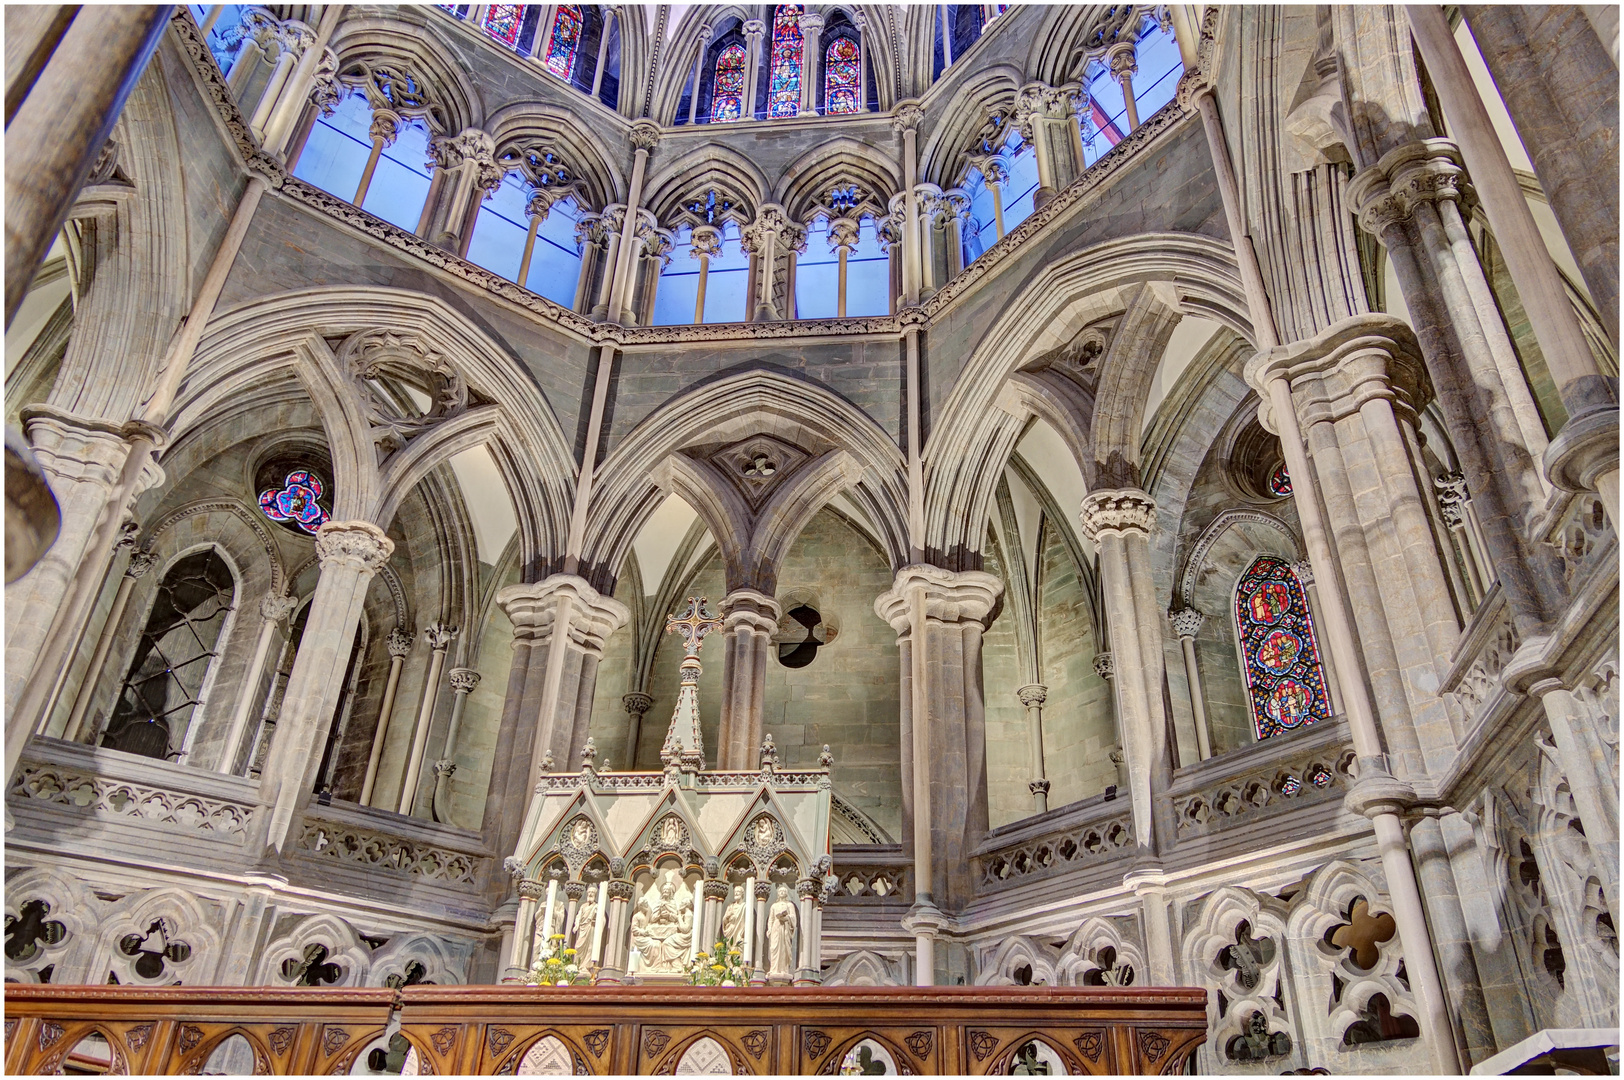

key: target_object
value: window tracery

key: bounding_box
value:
[823,37,861,114]
[767,5,805,119]
[259,470,331,535]
[1234,556,1332,740]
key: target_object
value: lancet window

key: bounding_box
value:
[710,43,748,122]
[933,4,986,80]
[483,3,529,48]
[103,550,238,763]
[1078,20,1184,165]
[466,146,587,308]
[768,5,805,119]
[653,191,750,325]
[823,36,861,114]
[543,5,584,78]
[960,126,1040,263]
[1233,556,1333,740]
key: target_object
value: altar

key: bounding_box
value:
[502,597,836,986]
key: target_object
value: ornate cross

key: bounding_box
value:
[665,596,722,661]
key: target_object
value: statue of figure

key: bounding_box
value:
[628,868,694,973]
[573,892,598,957]
[766,883,798,978]
[532,896,565,961]
[720,885,746,946]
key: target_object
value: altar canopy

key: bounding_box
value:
[505,597,836,985]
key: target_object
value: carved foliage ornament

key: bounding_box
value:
[338,329,469,454]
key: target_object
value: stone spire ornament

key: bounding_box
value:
[660,596,722,772]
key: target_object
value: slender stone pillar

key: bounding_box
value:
[741,205,796,321]
[685,26,712,125]
[717,590,781,770]
[420,128,503,256]
[701,879,728,954]
[742,20,766,119]
[360,628,413,805]
[246,20,314,139]
[487,575,628,868]
[214,591,299,772]
[1013,83,1081,207]
[1167,609,1212,761]
[352,109,399,207]
[61,548,155,743]
[798,13,824,115]
[398,622,457,816]
[506,878,545,981]
[795,878,819,984]
[972,157,1008,239]
[1128,871,1177,986]
[598,880,635,983]
[1016,684,1049,813]
[605,122,660,324]
[430,667,481,825]
[1433,473,1491,605]
[621,691,653,768]
[749,880,770,985]
[1105,41,1139,130]
[257,521,393,854]
[1080,490,1165,858]
[262,7,342,156]
[1526,678,1619,925]
[875,564,1002,979]
[894,102,924,305]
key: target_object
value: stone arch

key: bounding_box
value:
[484,101,626,212]
[170,287,575,575]
[257,911,373,987]
[1056,916,1145,987]
[3,866,102,985]
[96,886,222,987]
[917,64,1024,186]
[820,948,905,986]
[1026,5,1161,87]
[643,144,770,227]
[776,139,900,223]
[976,934,1059,985]
[366,933,471,987]
[581,369,909,593]
[328,14,483,131]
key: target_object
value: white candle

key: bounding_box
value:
[540,879,558,960]
[590,880,608,965]
[742,876,756,964]
[688,874,703,963]
[628,946,641,974]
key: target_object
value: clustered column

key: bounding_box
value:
[1166,608,1212,761]
[798,13,824,116]
[717,590,782,770]
[399,622,458,816]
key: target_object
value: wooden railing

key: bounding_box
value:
[4,984,1208,1075]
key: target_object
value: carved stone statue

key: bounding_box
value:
[767,883,798,978]
[629,868,694,973]
[573,892,598,957]
[720,885,746,946]
[532,896,565,961]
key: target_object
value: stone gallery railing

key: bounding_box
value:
[828,845,913,905]
[293,801,490,889]
[3,984,1209,1075]
[1166,720,1355,839]
[7,738,259,843]
[971,797,1135,890]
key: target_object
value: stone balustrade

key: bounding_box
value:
[1165,719,1356,840]
[828,844,913,905]
[970,796,1135,891]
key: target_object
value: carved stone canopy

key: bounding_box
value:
[337,329,470,454]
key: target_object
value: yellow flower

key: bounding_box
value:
[564,948,577,956]
[710,963,725,972]
[550,932,566,940]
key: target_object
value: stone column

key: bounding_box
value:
[689,223,721,322]
[741,205,795,321]
[516,192,554,292]
[685,25,712,125]
[701,879,728,954]
[1014,83,1074,208]
[1016,684,1049,813]
[213,590,299,773]
[61,548,155,743]
[1524,677,1619,925]
[749,879,770,985]
[562,882,586,953]
[1407,7,1618,534]
[1168,609,1212,761]
[1458,6,1618,345]
[605,121,660,324]
[829,216,860,317]
[795,878,819,984]
[506,878,545,981]
[420,128,503,256]
[485,575,629,869]
[894,102,924,305]
[1105,41,1140,130]
[398,622,458,816]
[717,590,781,770]
[257,521,393,854]
[874,565,1002,966]
[1127,870,1177,986]
[621,691,653,769]
[430,667,481,825]
[352,109,400,207]
[742,20,766,120]
[360,628,413,805]
[263,8,343,156]
[798,13,824,116]
[970,156,1007,240]
[912,186,943,297]
[1079,491,1165,859]
[593,7,621,100]
[246,20,315,139]
[1433,472,1492,606]
[597,880,635,983]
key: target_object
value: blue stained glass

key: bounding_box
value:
[260,470,330,535]
[824,36,861,114]
[483,3,525,46]
[1235,556,1333,740]
[768,5,804,118]
[1268,462,1292,496]
[710,43,747,123]
[544,5,582,78]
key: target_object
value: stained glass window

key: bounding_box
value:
[544,4,582,79]
[768,4,805,119]
[710,43,747,122]
[482,3,526,48]
[260,469,330,535]
[824,36,861,114]
[1268,462,1292,496]
[1234,556,1333,740]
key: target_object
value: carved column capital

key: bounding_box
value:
[1174,68,1212,112]
[423,621,459,651]
[743,18,766,41]
[1093,652,1115,680]
[1289,560,1316,585]
[689,222,724,259]
[1168,608,1206,639]
[1346,138,1468,237]
[696,24,714,45]
[563,882,587,902]
[448,667,481,694]
[1244,313,1432,430]
[891,100,924,133]
[720,589,782,635]
[873,564,1004,635]
[753,880,771,901]
[1028,778,1052,797]
[432,759,457,778]
[797,878,821,901]
[703,879,732,900]
[1434,471,1471,528]
[313,520,394,573]
[1105,40,1139,81]
[623,692,654,716]
[495,574,631,655]
[386,627,414,657]
[518,879,548,902]
[630,119,662,152]
[1079,489,1157,541]
[1016,684,1048,708]
[260,592,299,622]
[798,13,825,34]
[125,550,158,580]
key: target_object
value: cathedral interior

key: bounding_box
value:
[2,2,1619,1075]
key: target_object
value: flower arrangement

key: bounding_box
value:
[526,933,592,986]
[685,937,747,986]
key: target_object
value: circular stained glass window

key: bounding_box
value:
[259,469,330,535]
[1268,462,1292,497]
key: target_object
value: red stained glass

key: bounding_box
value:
[1268,461,1292,496]
[545,4,582,79]
[710,43,747,122]
[768,4,804,118]
[1235,556,1333,740]
[824,36,861,114]
[482,3,525,47]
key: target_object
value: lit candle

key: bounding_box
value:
[590,880,608,966]
[688,873,703,963]
[742,876,756,965]
[540,879,558,958]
